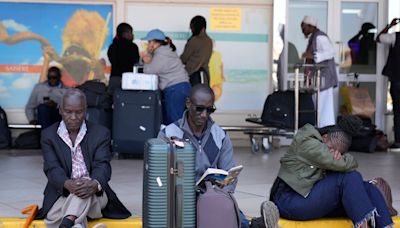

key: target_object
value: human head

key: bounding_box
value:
[186,84,216,128]
[319,115,362,154]
[59,88,87,133]
[142,29,176,52]
[116,22,133,41]
[47,66,62,86]
[361,22,375,34]
[301,15,317,37]
[190,15,207,36]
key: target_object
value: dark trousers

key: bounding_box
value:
[37,104,61,129]
[162,82,191,125]
[274,171,393,227]
[390,81,400,143]
[107,76,121,97]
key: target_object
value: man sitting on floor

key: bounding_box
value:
[35,88,131,228]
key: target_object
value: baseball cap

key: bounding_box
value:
[141,29,166,41]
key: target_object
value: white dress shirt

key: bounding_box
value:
[314,35,336,63]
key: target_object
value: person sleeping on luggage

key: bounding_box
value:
[158,84,251,227]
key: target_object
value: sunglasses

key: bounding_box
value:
[193,105,216,114]
[48,75,59,79]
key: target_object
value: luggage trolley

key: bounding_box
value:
[244,63,325,153]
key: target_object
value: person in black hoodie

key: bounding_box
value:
[107,23,140,95]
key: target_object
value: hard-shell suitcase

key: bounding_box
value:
[112,89,162,156]
[143,138,196,228]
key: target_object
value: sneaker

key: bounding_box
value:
[260,201,279,228]
[250,217,266,228]
[389,143,400,152]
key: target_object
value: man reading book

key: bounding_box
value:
[158,84,250,227]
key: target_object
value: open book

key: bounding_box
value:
[196,165,243,187]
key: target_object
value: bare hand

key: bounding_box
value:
[74,179,97,199]
[302,52,313,60]
[142,53,152,64]
[64,179,83,194]
[44,100,57,107]
[330,149,342,160]
[390,18,400,27]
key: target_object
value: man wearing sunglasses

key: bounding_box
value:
[158,84,250,227]
[26,66,67,129]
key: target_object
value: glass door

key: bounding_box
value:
[283,0,385,128]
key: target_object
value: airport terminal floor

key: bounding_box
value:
[0,144,399,221]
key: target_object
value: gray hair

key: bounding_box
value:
[60,88,87,109]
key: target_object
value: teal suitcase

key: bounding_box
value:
[143,138,196,228]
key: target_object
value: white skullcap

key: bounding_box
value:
[302,15,317,27]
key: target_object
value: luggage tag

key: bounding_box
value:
[170,136,185,148]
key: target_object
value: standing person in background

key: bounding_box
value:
[25,66,66,129]
[377,18,400,151]
[142,29,191,125]
[301,15,338,127]
[181,15,213,86]
[107,22,140,95]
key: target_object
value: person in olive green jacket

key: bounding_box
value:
[270,115,393,228]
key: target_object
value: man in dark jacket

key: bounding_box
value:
[377,18,400,150]
[36,88,131,227]
[107,23,140,95]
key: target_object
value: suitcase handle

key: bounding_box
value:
[176,184,183,228]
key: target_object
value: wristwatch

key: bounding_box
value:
[94,179,102,192]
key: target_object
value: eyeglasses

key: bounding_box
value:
[193,105,216,114]
[48,74,59,79]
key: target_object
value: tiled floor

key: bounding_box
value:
[0,145,399,219]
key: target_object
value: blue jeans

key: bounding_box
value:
[274,171,393,227]
[162,82,191,125]
[37,104,61,129]
[240,210,249,228]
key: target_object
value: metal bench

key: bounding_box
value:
[221,125,294,153]
[8,124,41,129]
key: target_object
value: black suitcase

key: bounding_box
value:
[260,90,315,130]
[143,138,196,228]
[86,108,112,130]
[0,106,11,149]
[112,89,162,156]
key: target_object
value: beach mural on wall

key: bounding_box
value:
[0,2,113,110]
